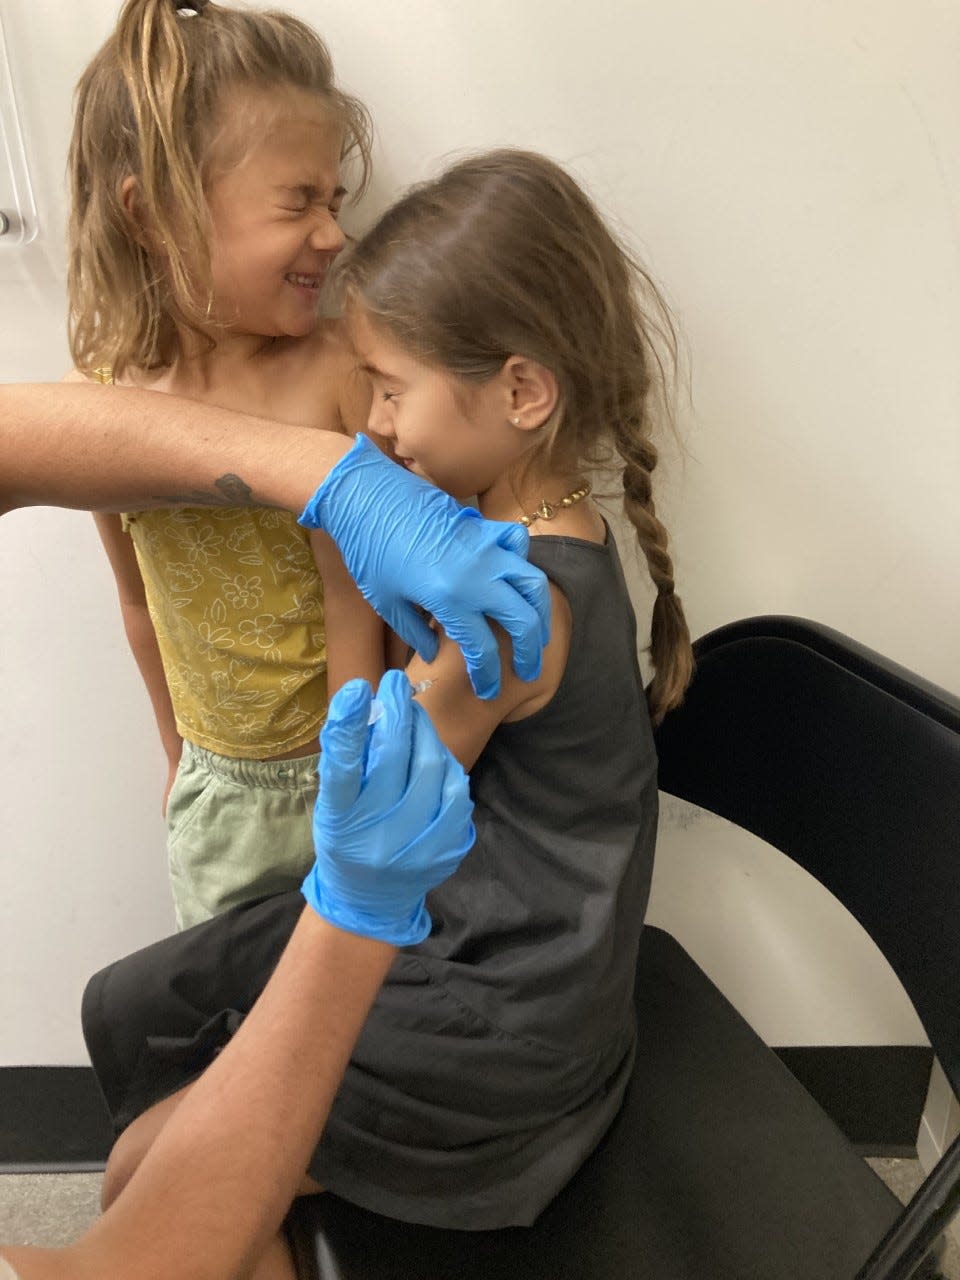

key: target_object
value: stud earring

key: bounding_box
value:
[510,415,521,426]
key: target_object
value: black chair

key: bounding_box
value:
[287,616,960,1280]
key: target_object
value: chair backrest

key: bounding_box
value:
[653,615,960,1095]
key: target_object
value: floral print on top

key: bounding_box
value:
[122,504,327,757]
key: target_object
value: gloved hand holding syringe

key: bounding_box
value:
[304,670,471,946]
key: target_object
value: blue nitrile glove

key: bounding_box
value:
[298,433,550,699]
[302,670,476,945]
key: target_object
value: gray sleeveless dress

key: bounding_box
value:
[82,529,659,1230]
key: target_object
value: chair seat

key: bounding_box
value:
[287,926,902,1280]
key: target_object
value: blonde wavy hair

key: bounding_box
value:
[68,0,372,379]
[339,149,693,723]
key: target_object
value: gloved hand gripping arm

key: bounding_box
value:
[298,434,550,699]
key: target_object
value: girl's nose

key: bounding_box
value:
[366,401,395,441]
[309,213,346,255]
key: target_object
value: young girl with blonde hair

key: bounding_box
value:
[83,147,694,1257]
[69,0,379,928]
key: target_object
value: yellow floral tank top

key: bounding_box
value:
[93,370,327,757]
[122,506,328,757]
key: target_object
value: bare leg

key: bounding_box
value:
[242,1231,299,1280]
[103,1081,325,1212]
[100,1085,192,1210]
[101,1094,318,1280]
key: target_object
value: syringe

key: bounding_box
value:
[367,678,437,725]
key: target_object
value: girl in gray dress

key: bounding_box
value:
[84,148,694,1241]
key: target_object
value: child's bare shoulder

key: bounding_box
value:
[288,316,352,369]
[264,320,360,432]
[297,317,370,434]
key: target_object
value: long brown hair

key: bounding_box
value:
[340,149,693,723]
[68,0,372,379]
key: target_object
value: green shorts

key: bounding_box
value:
[166,740,319,930]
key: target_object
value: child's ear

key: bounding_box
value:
[502,355,558,431]
[119,175,162,253]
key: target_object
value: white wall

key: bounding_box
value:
[1,0,957,1064]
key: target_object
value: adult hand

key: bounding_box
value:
[302,670,476,945]
[298,434,551,699]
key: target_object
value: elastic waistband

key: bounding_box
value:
[183,739,319,790]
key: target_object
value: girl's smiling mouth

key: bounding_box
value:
[285,272,324,290]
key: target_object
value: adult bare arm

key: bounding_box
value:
[0,384,551,696]
[0,382,350,517]
[0,915,394,1280]
[0,674,474,1280]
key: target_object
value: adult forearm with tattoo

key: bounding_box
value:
[0,383,352,516]
[149,473,257,508]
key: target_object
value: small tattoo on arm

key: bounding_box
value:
[213,473,254,504]
[150,473,260,508]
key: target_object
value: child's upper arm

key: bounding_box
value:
[406,581,572,772]
[385,627,411,672]
[93,512,147,606]
[309,528,386,694]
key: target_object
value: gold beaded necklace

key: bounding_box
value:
[518,482,592,528]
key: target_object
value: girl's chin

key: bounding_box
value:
[399,461,473,503]
[284,312,322,338]
[448,484,480,505]
[403,460,434,484]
